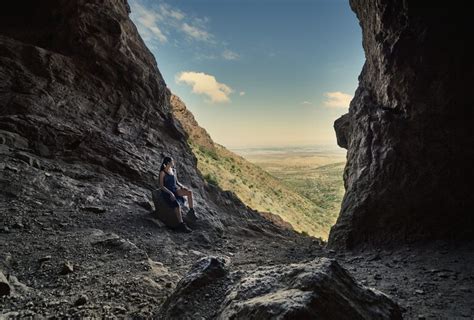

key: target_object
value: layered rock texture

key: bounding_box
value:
[159,256,402,320]
[329,0,474,248]
[170,94,215,151]
[0,0,281,236]
[0,0,193,193]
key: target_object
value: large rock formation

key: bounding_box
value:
[0,0,192,189]
[158,256,402,320]
[329,0,474,248]
[0,0,279,234]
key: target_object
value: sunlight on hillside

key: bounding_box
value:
[191,141,345,239]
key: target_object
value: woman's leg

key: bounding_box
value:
[176,189,194,209]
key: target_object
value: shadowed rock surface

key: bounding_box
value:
[158,256,230,319]
[159,256,402,320]
[0,271,10,296]
[329,0,474,248]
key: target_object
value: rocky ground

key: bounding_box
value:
[337,242,474,319]
[1,153,472,319]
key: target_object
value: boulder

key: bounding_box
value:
[158,256,229,319]
[152,189,180,228]
[157,257,401,320]
[219,258,401,320]
[171,256,228,294]
[0,271,11,296]
[334,113,351,149]
[151,190,196,228]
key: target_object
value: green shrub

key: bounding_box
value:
[199,146,219,161]
[204,173,219,186]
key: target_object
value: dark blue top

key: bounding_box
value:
[163,169,178,193]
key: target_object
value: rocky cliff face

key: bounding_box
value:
[0,0,275,232]
[329,0,474,248]
[170,94,215,151]
[0,0,192,189]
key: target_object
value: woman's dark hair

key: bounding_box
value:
[160,156,173,172]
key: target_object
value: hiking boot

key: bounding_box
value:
[175,222,192,233]
[187,208,198,221]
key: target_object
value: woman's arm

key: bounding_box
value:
[159,171,175,196]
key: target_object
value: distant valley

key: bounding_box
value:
[234,146,346,235]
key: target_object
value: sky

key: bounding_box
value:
[129,0,364,149]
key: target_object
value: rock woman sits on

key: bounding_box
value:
[159,156,197,232]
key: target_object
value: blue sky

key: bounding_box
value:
[129,0,364,148]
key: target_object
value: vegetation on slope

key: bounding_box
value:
[191,142,339,238]
[249,156,346,229]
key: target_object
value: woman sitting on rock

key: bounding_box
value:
[159,156,196,232]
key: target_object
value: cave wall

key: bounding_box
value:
[0,0,195,188]
[329,0,474,248]
[0,0,280,234]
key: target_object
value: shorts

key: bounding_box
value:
[161,190,185,208]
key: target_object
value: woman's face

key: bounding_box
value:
[166,159,175,169]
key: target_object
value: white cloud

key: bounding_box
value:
[131,1,237,60]
[130,2,167,43]
[159,3,184,21]
[149,27,167,42]
[181,23,212,42]
[176,71,233,103]
[171,11,184,20]
[193,52,218,61]
[131,1,214,44]
[222,49,240,60]
[323,91,353,108]
[301,101,312,105]
[239,91,246,96]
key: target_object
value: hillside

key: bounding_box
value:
[244,151,346,230]
[170,94,335,239]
